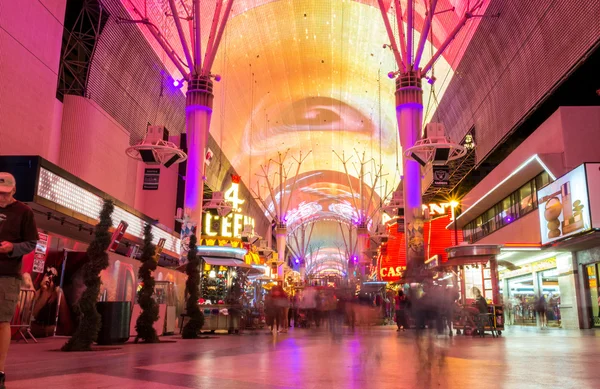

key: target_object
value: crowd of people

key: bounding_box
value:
[263,284,357,333]
[260,280,500,337]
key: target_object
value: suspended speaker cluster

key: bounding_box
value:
[126,125,187,167]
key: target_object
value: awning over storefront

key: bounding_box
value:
[360,281,388,293]
[201,257,250,268]
[440,256,495,267]
[441,244,501,267]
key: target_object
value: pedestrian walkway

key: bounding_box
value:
[5,326,600,388]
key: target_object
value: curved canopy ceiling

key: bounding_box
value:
[122,0,488,276]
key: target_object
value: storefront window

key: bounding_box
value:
[518,182,534,216]
[461,171,553,243]
[482,208,496,235]
[536,171,551,191]
[464,266,484,301]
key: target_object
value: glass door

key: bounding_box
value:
[507,275,536,326]
[586,264,600,327]
[538,268,561,327]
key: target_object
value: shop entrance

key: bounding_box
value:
[585,264,600,327]
[538,268,561,327]
[504,269,562,327]
[506,275,536,326]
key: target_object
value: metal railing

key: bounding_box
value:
[10,289,37,343]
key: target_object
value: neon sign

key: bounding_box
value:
[381,202,457,225]
[202,183,255,238]
[380,266,405,279]
[224,181,244,212]
[424,202,457,220]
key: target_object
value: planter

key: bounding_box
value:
[96,301,131,345]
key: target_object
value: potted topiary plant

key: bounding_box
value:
[135,223,160,343]
[62,199,114,351]
[182,234,204,338]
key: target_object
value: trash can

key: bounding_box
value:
[96,301,131,345]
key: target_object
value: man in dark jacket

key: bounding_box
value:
[0,173,38,389]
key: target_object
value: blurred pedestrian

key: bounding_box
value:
[265,290,276,332]
[299,286,317,327]
[395,290,409,331]
[273,285,289,333]
[536,295,548,329]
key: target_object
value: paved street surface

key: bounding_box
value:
[5,326,599,389]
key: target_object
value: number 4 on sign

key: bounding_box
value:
[224,183,244,212]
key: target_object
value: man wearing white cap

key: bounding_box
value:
[0,173,38,389]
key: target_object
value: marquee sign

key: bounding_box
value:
[202,182,255,238]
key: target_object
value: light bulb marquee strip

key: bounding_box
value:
[37,168,181,253]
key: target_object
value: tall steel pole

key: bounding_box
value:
[396,71,424,275]
[123,1,235,263]
[184,76,214,226]
[376,0,486,278]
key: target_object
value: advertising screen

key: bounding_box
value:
[584,163,600,229]
[538,165,592,245]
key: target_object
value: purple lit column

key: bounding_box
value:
[396,71,425,274]
[184,76,214,230]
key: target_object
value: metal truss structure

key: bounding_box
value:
[252,149,311,278]
[333,149,394,230]
[57,0,108,101]
[287,221,317,269]
[333,149,394,273]
[251,149,311,228]
[305,254,347,279]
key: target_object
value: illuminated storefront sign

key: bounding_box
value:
[202,182,255,238]
[538,164,591,245]
[499,257,556,279]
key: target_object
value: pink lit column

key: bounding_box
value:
[396,72,425,275]
[184,76,214,229]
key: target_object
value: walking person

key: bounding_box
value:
[536,294,548,329]
[395,290,409,331]
[274,285,289,333]
[0,173,39,389]
[265,290,276,332]
[299,286,317,327]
